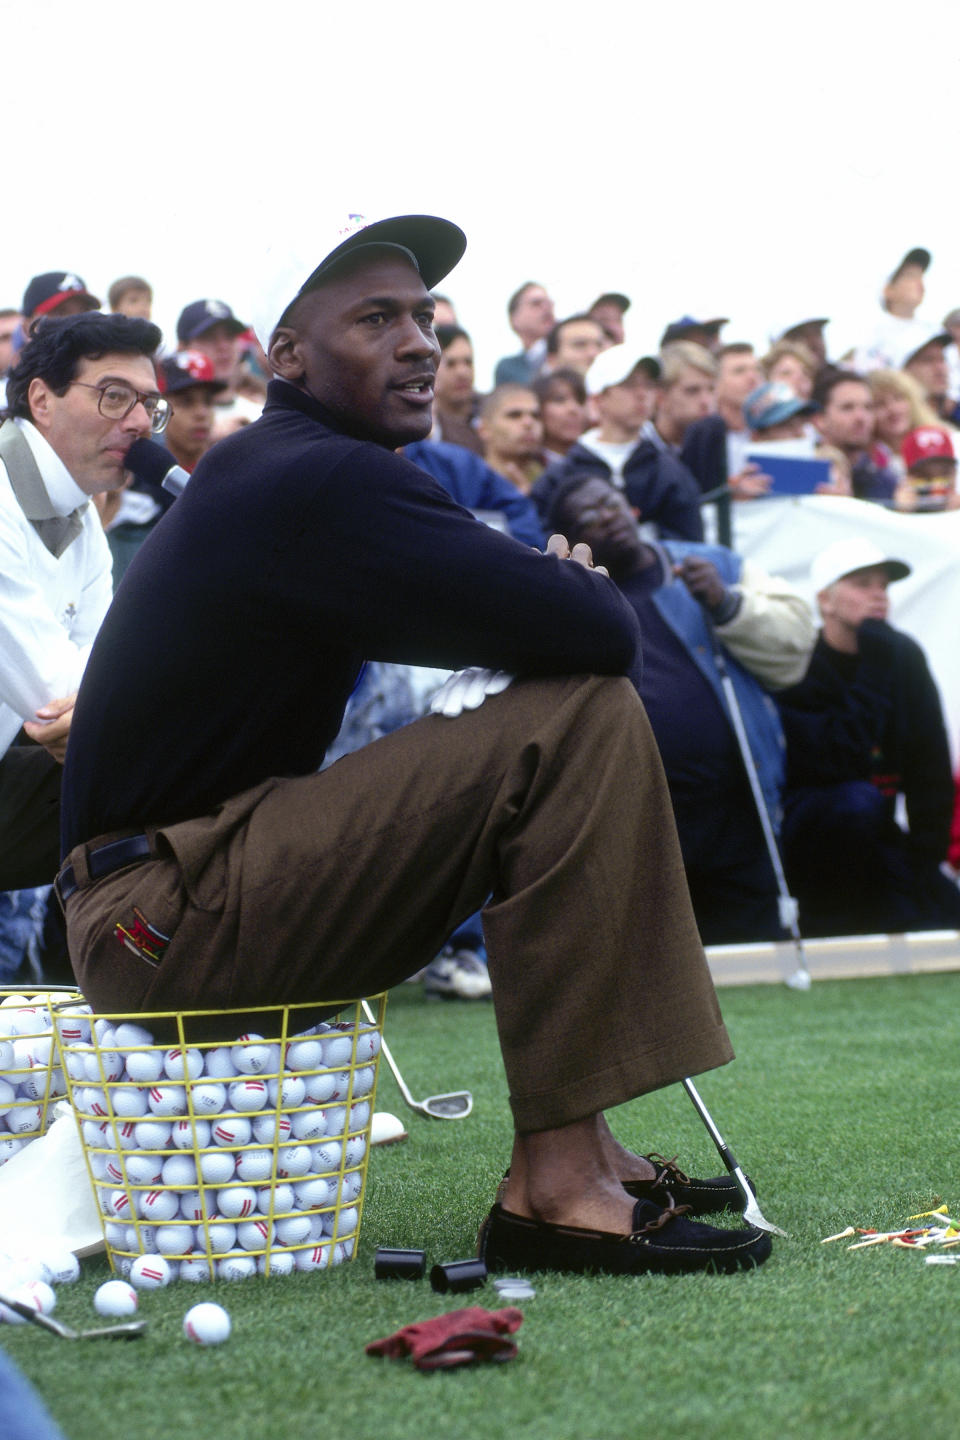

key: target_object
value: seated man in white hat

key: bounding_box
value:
[777,538,960,936]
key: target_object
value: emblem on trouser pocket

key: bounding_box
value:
[114,907,171,967]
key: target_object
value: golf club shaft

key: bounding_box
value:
[682,1078,788,1236]
[709,630,810,981]
[361,1001,421,1112]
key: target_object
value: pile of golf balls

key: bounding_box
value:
[0,991,73,1164]
[59,1005,381,1283]
[0,1244,81,1323]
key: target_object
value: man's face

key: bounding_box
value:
[552,319,606,376]
[590,302,625,345]
[885,265,925,318]
[116,289,152,320]
[28,351,157,494]
[658,365,717,435]
[192,322,242,382]
[482,390,542,458]
[717,351,760,407]
[785,322,826,367]
[435,336,474,406]
[0,314,20,373]
[597,374,657,432]
[905,342,949,400]
[271,251,440,448]
[819,565,891,634]
[165,385,216,462]
[563,476,639,571]
[816,381,874,451]
[511,285,555,344]
[540,379,587,449]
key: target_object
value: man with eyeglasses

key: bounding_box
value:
[0,311,163,894]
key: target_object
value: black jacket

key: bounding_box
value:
[530,437,704,541]
[777,621,954,863]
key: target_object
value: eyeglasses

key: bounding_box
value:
[68,380,170,434]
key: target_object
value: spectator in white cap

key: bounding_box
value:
[849,247,934,374]
[893,324,957,427]
[530,345,704,542]
[777,538,960,937]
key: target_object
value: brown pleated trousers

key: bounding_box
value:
[64,674,732,1131]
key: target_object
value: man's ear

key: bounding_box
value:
[268,327,305,383]
[27,377,55,432]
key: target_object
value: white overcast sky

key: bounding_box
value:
[4,0,960,385]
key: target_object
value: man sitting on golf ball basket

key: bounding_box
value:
[57,212,771,1277]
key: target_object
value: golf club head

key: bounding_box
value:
[785,968,812,991]
[422,1091,473,1119]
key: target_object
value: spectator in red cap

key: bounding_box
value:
[893,425,960,512]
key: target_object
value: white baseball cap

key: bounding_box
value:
[252,212,466,352]
[810,538,911,595]
[585,345,661,397]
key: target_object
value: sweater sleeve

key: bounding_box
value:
[715,559,816,691]
[263,446,640,677]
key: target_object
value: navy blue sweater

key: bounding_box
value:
[62,381,639,849]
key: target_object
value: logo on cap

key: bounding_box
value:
[203,300,230,320]
[59,274,83,293]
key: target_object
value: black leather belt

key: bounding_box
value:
[56,833,153,904]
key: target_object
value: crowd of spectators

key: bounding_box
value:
[2,242,960,995]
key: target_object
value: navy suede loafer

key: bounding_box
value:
[477,1198,772,1277]
[623,1153,756,1216]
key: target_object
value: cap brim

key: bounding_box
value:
[301,214,466,296]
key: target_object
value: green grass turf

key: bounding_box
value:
[4,972,960,1440]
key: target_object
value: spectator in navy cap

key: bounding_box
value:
[175,299,261,437]
[660,315,728,354]
[21,272,100,329]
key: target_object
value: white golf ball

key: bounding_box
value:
[179,1190,214,1222]
[216,1255,255,1282]
[179,1256,212,1283]
[198,1150,235,1184]
[162,1153,198,1186]
[275,1145,312,1179]
[133,1120,172,1150]
[350,1066,375,1098]
[190,1083,226,1115]
[302,1070,337,1104]
[310,1140,342,1173]
[339,1170,363,1204]
[295,1243,332,1272]
[290,1107,327,1142]
[349,1101,371,1131]
[344,1135,366,1167]
[123,1153,164,1185]
[235,1148,273,1183]
[285,1039,322,1072]
[7,1103,42,1135]
[40,1250,81,1285]
[294,1176,335,1210]
[228,1079,269,1113]
[322,1106,347,1137]
[94,1280,138,1317]
[113,1022,155,1049]
[202,1047,238,1079]
[211,1116,251,1148]
[257,1182,295,1216]
[232,1036,273,1075]
[216,1186,257,1219]
[154,1223,195,1256]
[330,1205,359,1239]
[139,1188,180,1222]
[273,1214,312,1246]
[236,1219,272,1252]
[125,1049,164,1083]
[355,1029,381,1063]
[0,1078,15,1115]
[251,1112,292,1145]
[266,1074,305,1108]
[321,1033,354,1068]
[147,1084,187,1117]
[110,1086,149,1118]
[258,1250,295,1276]
[163,1048,203,1082]
[204,1222,238,1254]
[114,1120,142,1150]
[173,1117,211,1150]
[129,1254,172,1289]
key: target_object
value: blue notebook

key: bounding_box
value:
[746,452,833,496]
